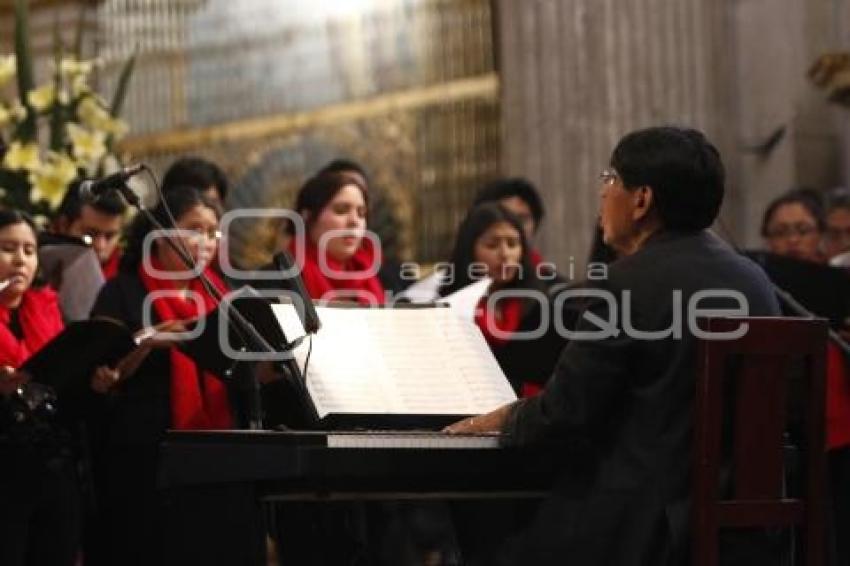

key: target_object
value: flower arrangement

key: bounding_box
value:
[0,0,135,220]
[809,52,850,108]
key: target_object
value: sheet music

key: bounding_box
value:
[270,304,517,419]
[400,274,491,322]
[398,270,443,303]
[39,244,105,321]
[273,302,307,343]
[442,277,491,320]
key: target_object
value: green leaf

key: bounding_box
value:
[109,50,137,118]
[0,168,33,211]
[14,0,37,142]
[49,20,66,151]
[73,3,86,59]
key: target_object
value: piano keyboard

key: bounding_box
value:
[326,431,501,449]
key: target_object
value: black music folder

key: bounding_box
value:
[270,302,518,430]
[21,317,137,394]
[745,251,850,327]
[21,289,292,396]
[176,286,295,378]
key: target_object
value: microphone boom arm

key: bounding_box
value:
[126,182,282,430]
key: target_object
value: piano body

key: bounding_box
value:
[158,429,557,501]
[151,298,552,500]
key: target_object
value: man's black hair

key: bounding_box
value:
[162,156,229,201]
[472,178,545,228]
[55,179,127,221]
[826,186,850,213]
[611,126,725,231]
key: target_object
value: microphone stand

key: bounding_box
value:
[118,185,282,430]
[771,281,850,357]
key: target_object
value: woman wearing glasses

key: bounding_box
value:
[824,187,850,265]
[761,188,825,263]
[87,185,263,566]
[761,188,850,566]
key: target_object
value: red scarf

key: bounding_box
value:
[529,249,544,268]
[294,238,385,305]
[102,249,121,280]
[138,258,233,430]
[826,341,850,450]
[474,294,524,349]
[0,287,64,368]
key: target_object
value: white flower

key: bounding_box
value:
[103,117,129,139]
[67,123,107,168]
[8,101,27,121]
[0,100,27,128]
[77,97,111,128]
[59,57,94,77]
[27,84,56,113]
[28,152,78,210]
[2,141,41,171]
[70,73,90,97]
[32,215,49,229]
[76,97,128,139]
[0,55,15,87]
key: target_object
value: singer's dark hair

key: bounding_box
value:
[825,186,850,214]
[56,179,128,221]
[0,209,46,287]
[295,171,369,230]
[162,156,229,202]
[472,178,545,230]
[438,202,543,298]
[760,187,826,237]
[611,126,725,231]
[0,208,38,234]
[317,159,370,188]
[120,185,218,272]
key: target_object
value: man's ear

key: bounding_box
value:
[632,186,654,221]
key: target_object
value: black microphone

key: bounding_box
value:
[79,164,145,202]
[273,251,321,335]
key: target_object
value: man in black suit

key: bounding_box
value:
[446,126,781,565]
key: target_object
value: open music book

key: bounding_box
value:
[271,303,517,429]
[21,317,137,393]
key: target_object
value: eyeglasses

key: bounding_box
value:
[599,168,620,186]
[765,223,819,239]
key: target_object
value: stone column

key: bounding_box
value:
[496,0,735,270]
